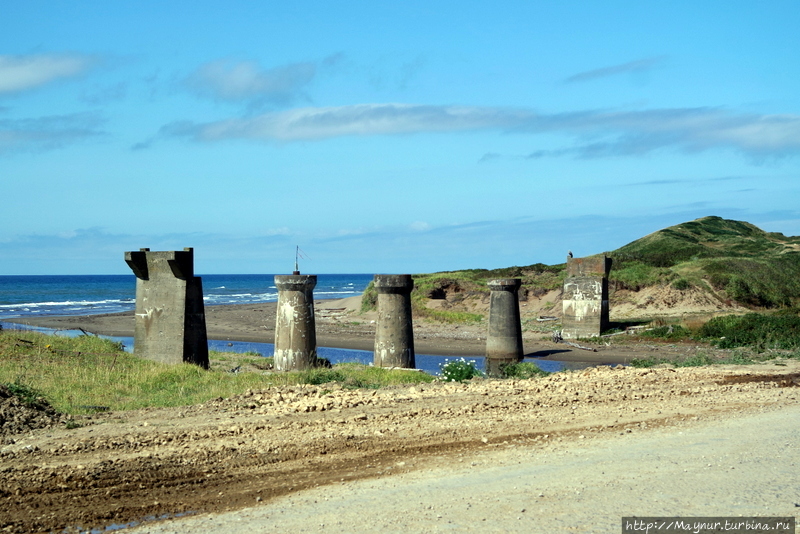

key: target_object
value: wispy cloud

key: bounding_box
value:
[185,56,336,106]
[159,103,800,160]
[625,175,744,187]
[0,112,105,153]
[0,53,99,94]
[161,103,532,142]
[564,56,666,83]
[522,108,800,159]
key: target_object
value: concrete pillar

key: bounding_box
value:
[274,274,318,371]
[124,247,209,368]
[485,278,524,377]
[373,274,415,368]
[562,255,612,339]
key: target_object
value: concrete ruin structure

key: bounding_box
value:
[273,274,318,371]
[485,278,524,377]
[373,274,415,368]
[124,247,209,368]
[561,255,612,339]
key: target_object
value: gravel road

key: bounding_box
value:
[2,362,798,533]
[131,402,800,533]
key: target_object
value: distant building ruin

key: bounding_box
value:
[561,255,611,339]
[124,247,209,368]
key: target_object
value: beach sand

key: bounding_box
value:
[3,296,725,364]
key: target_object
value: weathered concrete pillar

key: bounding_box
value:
[562,255,612,339]
[373,274,415,368]
[485,278,524,377]
[124,247,209,368]
[274,274,318,371]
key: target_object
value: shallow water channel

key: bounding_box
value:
[1,321,599,375]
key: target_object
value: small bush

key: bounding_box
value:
[439,358,483,382]
[500,362,550,379]
[644,325,691,341]
[697,313,800,350]
[672,278,691,290]
[360,281,377,312]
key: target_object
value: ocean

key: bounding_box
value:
[0,273,372,320]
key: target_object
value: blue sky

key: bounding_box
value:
[2,1,799,275]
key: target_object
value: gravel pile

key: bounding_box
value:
[0,385,63,441]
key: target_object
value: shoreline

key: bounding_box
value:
[2,299,676,365]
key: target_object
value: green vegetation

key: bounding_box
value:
[439,358,483,382]
[634,311,800,351]
[361,264,565,324]
[360,216,800,322]
[697,312,800,350]
[3,382,48,408]
[640,325,693,341]
[500,361,551,379]
[0,330,434,415]
[608,216,800,308]
[627,349,785,368]
[629,353,717,368]
[360,280,377,312]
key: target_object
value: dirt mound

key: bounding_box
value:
[611,284,744,319]
[0,385,63,441]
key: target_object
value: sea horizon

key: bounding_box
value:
[0,273,373,320]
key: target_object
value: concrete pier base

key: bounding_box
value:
[124,247,209,368]
[373,274,415,368]
[274,274,318,371]
[562,256,612,339]
[485,278,524,377]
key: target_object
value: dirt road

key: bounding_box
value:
[1,361,799,533]
[134,402,800,534]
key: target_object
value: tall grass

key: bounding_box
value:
[0,330,434,414]
[697,313,800,350]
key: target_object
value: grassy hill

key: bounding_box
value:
[609,216,800,308]
[362,216,800,320]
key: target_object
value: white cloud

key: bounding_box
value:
[185,58,317,104]
[519,108,800,158]
[0,54,98,94]
[163,103,533,141]
[160,103,800,159]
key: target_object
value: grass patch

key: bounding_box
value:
[697,313,800,350]
[500,362,551,379]
[629,350,760,368]
[414,308,484,324]
[641,325,692,341]
[0,330,434,414]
